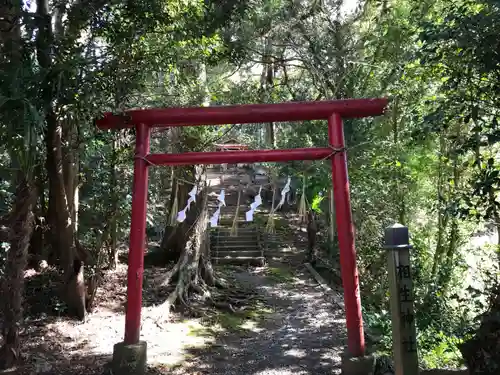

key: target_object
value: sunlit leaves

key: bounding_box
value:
[417,0,500,226]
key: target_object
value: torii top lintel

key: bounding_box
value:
[95,98,388,130]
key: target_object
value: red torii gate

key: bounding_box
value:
[96,98,388,361]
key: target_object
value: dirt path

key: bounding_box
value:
[169,263,347,375]
[18,261,346,375]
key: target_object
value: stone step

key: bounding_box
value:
[218,216,262,221]
[219,207,257,212]
[219,223,257,229]
[214,203,262,207]
[217,209,260,214]
[211,256,265,266]
[217,221,255,226]
[213,248,260,253]
[213,243,260,250]
[211,237,258,243]
[207,189,256,195]
[211,229,257,236]
[207,182,242,188]
[217,211,263,216]
[210,217,255,223]
[212,237,256,242]
[213,250,262,256]
[212,240,257,244]
[211,238,258,244]
[212,224,257,229]
[211,228,257,235]
[217,213,262,218]
[208,209,259,215]
[212,225,257,230]
[211,234,257,238]
[211,235,258,243]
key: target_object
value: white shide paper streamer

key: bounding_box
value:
[209,189,226,227]
[176,185,198,222]
[276,177,291,210]
[209,207,221,227]
[245,186,263,222]
[217,189,226,206]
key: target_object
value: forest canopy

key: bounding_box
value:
[0,0,500,373]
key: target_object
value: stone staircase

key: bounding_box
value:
[207,168,265,266]
[210,226,264,266]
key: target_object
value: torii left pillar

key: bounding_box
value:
[111,122,149,375]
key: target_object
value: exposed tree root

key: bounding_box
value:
[154,180,264,327]
[155,186,216,323]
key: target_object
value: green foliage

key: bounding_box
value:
[419,331,465,369]
[310,193,324,214]
[2,0,500,368]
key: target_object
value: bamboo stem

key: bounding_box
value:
[230,188,241,237]
[266,185,276,234]
[298,175,307,224]
[169,181,179,226]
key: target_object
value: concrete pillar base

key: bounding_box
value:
[112,341,147,375]
[341,353,375,375]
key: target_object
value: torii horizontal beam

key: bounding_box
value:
[96,98,387,129]
[146,147,334,166]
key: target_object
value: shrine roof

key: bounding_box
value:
[214,143,249,150]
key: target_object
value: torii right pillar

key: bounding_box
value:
[328,113,364,356]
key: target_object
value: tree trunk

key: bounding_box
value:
[159,167,195,263]
[35,1,85,320]
[0,2,36,367]
[29,213,44,269]
[28,164,47,268]
[392,96,406,225]
[109,134,119,269]
[158,128,197,264]
[0,173,35,370]
[260,37,275,148]
[440,152,462,291]
[431,134,449,278]
[489,188,500,268]
[46,113,76,273]
[159,187,216,317]
[35,0,75,273]
[198,62,210,107]
[63,120,79,235]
